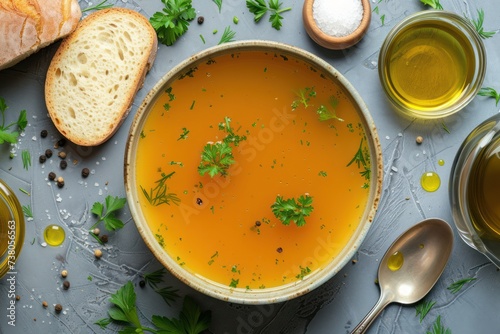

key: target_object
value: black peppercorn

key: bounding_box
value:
[57,177,64,188]
[99,235,108,243]
[255,221,261,227]
[196,198,203,205]
[57,138,67,147]
[63,281,70,290]
[197,16,204,24]
[60,160,68,169]
[55,304,62,313]
[45,149,53,158]
[40,130,48,138]
[48,172,56,181]
[139,280,146,288]
[277,247,283,253]
[81,167,90,178]
[39,155,47,163]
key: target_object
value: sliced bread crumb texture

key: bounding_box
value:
[45,7,158,146]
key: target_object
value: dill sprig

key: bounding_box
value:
[218,26,236,45]
[447,277,476,294]
[471,9,496,39]
[141,172,181,206]
[21,150,31,170]
[415,300,436,322]
[82,0,113,13]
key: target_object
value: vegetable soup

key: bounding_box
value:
[135,51,371,289]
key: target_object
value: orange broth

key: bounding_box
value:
[135,51,371,289]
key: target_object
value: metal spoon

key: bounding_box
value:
[351,218,453,334]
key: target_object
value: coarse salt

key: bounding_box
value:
[313,0,363,37]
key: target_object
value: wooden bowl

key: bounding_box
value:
[303,0,371,50]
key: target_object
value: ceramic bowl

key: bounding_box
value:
[125,41,382,304]
[302,0,371,50]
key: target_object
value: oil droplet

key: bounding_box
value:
[421,171,440,192]
[44,224,66,246]
[419,243,425,249]
[438,159,445,166]
[388,251,404,271]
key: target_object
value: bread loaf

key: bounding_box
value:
[45,7,158,146]
[0,0,81,70]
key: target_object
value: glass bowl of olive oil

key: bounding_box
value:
[0,179,25,278]
[379,10,486,119]
[450,114,500,267]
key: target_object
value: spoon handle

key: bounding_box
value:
[350,291,393,334]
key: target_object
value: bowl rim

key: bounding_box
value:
[124,40,383,304]
[378,10,487,119]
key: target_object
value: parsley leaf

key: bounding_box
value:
[198,141,235,177]
[0,97,27,145]
[152,296,211,334]
[271,194,314,227]
[150,0,196,46]
[91,195,127,232]
[246,0,291,30]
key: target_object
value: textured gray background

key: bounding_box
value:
[1,0,500,333]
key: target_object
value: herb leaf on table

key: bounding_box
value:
[478,87,500,106]
[420,0,443,10]
[427,315,451,334]
[150,0,196,46]
[471,9,496,39]
[447,277,476,294]
[415,300,436,322]
[246,0,291,30]
[0,97,27,145]
[91,195,127,232]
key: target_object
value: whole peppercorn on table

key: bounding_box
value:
[1,0,500,333]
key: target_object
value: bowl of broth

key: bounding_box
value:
[450,113,500,267]
[125,41,382,304]
[378,10,486,119]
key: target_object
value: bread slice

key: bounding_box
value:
[0,0,81,70]
[45,7,158,146]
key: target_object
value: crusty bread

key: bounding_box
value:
[0,0,81,70]
[45,7,158,146]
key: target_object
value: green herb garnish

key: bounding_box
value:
[246,0,292,30]
[149,0,196,46]
[21,149,31,170]
[198,141,235,177]
[415,300,436,322]
[219,117,246,146]
[218,26,236,44]
[427,315,451,334]
[90,195,127,232]
[295,265,311,280]
[271,194,314,227]
[82,0,113,12]
[22,204,33,218]
[0,97,27,145]
[178,127,190,140]
[96,282,210,333]
[143,268,180,306]
[212,0,222,12]
[317,96,343,122]
[420,0,443,10]
[292,87,316,110]
[142,171,181,206]
[229,278,239,288]
[478,87,500,106]
[447,277,476,294]
[471,9,495,39]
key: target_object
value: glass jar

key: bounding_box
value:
[379,10,486,119]
[0,179,25,278]
[450,114,500,267]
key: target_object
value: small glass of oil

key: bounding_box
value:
[379,10,486,119]
[0,179,25,278]
[450,114,500,268]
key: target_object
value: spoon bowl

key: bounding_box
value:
[352,218,454,333]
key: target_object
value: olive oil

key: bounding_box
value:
[421,171,440,192]
[387,251,404,271]
[467,140,500,239]
[44,224,66,246]
[0,199,12,260]
[383,21,475,113]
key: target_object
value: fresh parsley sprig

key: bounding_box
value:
[150,0,196,46]
[90,196,127,241]
[198,141,235,177]
[0,97,27,145]
[246,0,292,30]
[478,87,500,106]
[96,281,211,334]
[271,194,314,227]
[420,0,443,10]
[471,9,495,39]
